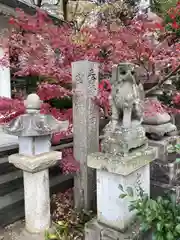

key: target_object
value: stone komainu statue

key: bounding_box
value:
[111,62,144,129]
[101,63,147,155]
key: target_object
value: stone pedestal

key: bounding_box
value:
[85,218,143,240]
[9,151,61,234]
[148,136,179,161]
[3,93,68,239]
[149,136,180,198]
[87,147,157,234]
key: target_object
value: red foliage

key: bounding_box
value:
[40,104,73,144]
[0,97,25,124]
[94,79,111,116]
[37,83,72,101]
[61,148,80,174]
[143,98,166,117]
[0,9,180,173]
[172,92,180,108]
[3,9,179,91]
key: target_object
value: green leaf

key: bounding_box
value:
[175,144,180,149]
[176,158,180,163]
[118,184,124,191]
[170,194,176,206]
[175,224,180,233]
[128,204,136,212]
[157,196,162,203]
[166,231,174,240]
[57,221,64,226]
[149,199,158,211]
[48,234,58,239]
[165,223,173,230]
[126,187,134,197]
[119,193,127,199]
[157,222,163,232]
[139,222,150,232]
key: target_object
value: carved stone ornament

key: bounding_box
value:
[3,93,69,137]
[101,62,147,155]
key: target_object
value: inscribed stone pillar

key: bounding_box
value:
[72,60,99,210]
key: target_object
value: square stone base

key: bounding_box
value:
[96,165,150,231]
[18,229,45,240]
[88,147,157,231]
[85,218,149,240]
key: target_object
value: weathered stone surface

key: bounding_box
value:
[19,229,45,240]
[9,151,62,173]
[72,60,99,210]
[143,112,171,125]
[87,147,157,176]
[150,157,180,186]
[3,112,69,137]
[85,218,143,240]
[102,63,146,154]
[24,170,50,233]
[143,98,177,140]
[149,136,179,161]
[96,164,150,231]
[101,125,147,156]
[18,135,51,156]
[143,122,177,137]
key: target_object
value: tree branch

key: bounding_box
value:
[145,64,180,95]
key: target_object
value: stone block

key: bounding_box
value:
[150,156,180,186]
[88,147,157,231]
[85,218,146,240]
[9,151,62,173]
[24,170,50,233]
[148,136,179,161]
[18,229,46,240]
[87,147,157,176]
[96,165,149,231]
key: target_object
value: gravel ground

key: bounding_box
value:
[0,220,24,240]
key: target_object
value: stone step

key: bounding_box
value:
[0,170,23,196]
[0,156,18,175]
[0,173,73,226]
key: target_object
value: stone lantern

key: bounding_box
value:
[3,93,69,239]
